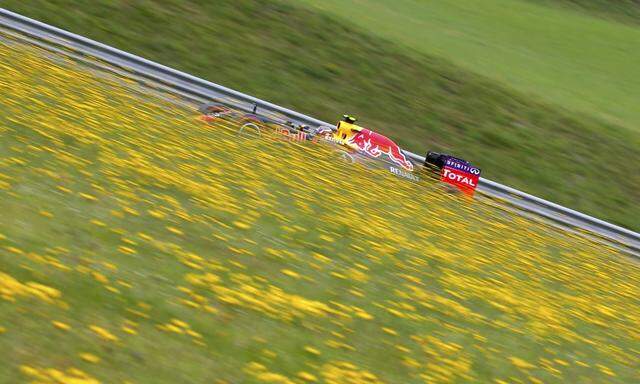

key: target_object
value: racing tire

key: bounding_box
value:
[338,150,356,164]
[238,122,262,139]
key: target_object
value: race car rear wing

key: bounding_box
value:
[424,151,481,196]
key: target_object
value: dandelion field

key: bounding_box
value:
[0,36,639,384]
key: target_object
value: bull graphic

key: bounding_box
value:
[348,129,414,171]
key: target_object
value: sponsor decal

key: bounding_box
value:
[347,129,414,171]
[444,157,481,176]
[441,166,479,196]
[199,115,218,122]
[389,166,420,182]
[272,127,326,143]
[275,126,308,142]
[324,134,342,144]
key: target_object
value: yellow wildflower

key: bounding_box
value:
[52,321,71,331]
[79,353,101,363]
[89,325,119,342]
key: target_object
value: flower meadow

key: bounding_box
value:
[0,36,639,384]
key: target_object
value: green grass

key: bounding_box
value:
[1,36,639,384]
[526,0,640,25]
[3,0,639,232]
[293,0,640,133]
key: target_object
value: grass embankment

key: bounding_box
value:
[294,0,640,131]
[526,0,640,24]
[3,0,639,231]
[1,36,640,384]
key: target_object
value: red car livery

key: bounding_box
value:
[346,128,414,171]
[333,118,414,171]
[425,154,481,196]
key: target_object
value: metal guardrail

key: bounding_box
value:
[1,8,639,257]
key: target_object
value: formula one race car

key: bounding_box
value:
[333,115,481,195]
[199,103,481,196]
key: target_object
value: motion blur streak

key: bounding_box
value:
[1,36,639,383]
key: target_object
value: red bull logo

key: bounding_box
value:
[347,129,414,171]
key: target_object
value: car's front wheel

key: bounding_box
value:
[238,122,262,138]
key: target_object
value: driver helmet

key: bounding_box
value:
[342,115,357,124]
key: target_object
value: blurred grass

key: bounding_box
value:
[294,0,640,132]
[4,0,640,231]
[526,0,640,24]
[2,35,640,384]
[3,0,639,232]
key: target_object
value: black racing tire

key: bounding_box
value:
[238,122,262,138]
[338,150,356,164]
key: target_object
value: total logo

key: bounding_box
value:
[442,168,477,187]
[441,166,479,196]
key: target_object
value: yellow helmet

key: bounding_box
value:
[335,115,361,144]
[342,115,357,124]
